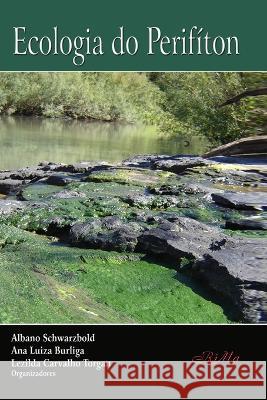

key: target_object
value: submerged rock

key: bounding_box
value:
[212,192,267,210]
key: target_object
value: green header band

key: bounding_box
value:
[0,0,266,71]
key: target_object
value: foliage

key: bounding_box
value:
[0,71,263,144]
[150,72,247,144]
[240,72,267,136]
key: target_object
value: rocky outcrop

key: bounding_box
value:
[138,217,267,322]
[212,192,267,210]
[1,154,267,324]
[0,179,28,195]
[152,156,209,173]
[190,239,267,323]
[69,216,144,252]
[68,214,267,322]
[226,218,267,230]
[44,174,83,186]
[138,217,229,259]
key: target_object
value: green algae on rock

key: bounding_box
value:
[0,154,266,323]
[0,224,229,324]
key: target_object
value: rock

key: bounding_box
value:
[0,200,25,216]
[87,167,167,186]
[69,216,144,252]
[121,194,180,209]
[226,218,267,230]
[44,174,81,186]
[0,179,27,195]
[190,239,267,323]
[138,216,267,322]
[40,161,111,174]
[150,183,207,196]
[45,217,72,236]
[51,190,87,199]
[212,192,267,210]
[9,167,48,181]
[122,154,168,168]
[152,156,208,173]
[138,217,229,260]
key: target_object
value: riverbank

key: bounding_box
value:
[0,154,266,323]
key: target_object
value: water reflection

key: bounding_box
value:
[0,116,207,170]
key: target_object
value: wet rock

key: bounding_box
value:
[212,192,267,210]
[190,239,267,323]
[152,156,208,173]
[0,200,25,216]
[0,179,28,195]
[225,218,267,230]
[69,216,144,252]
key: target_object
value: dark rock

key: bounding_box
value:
[0,200,25,216]
[190,239,267,323]
[151,183,207,196]
[138,216,267,322]
[45,217,72,236]
[44,174,81,186]
[122,154,168,168]
[69,216,144,252]
[138,217,229,259]
[40,161,111,174]
[152,156,208,173]
[0,179,28,195]
[212,192,267,210]
[226,218,267,230]
[10,167,49,181]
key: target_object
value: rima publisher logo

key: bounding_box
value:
[104,361,266,399]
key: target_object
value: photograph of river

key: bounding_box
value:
[0,72,266,324]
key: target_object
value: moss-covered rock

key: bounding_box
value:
[0,224,229,324]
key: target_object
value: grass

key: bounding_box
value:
[0,224,229,324]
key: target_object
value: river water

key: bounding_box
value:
[0,116,207,170]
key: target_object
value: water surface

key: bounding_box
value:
[0,116,207,170]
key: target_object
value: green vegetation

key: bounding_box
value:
[241,72,267,136]
[0,72,265,145]
[0,224,229,323]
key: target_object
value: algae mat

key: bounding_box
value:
[0,224,228,324]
